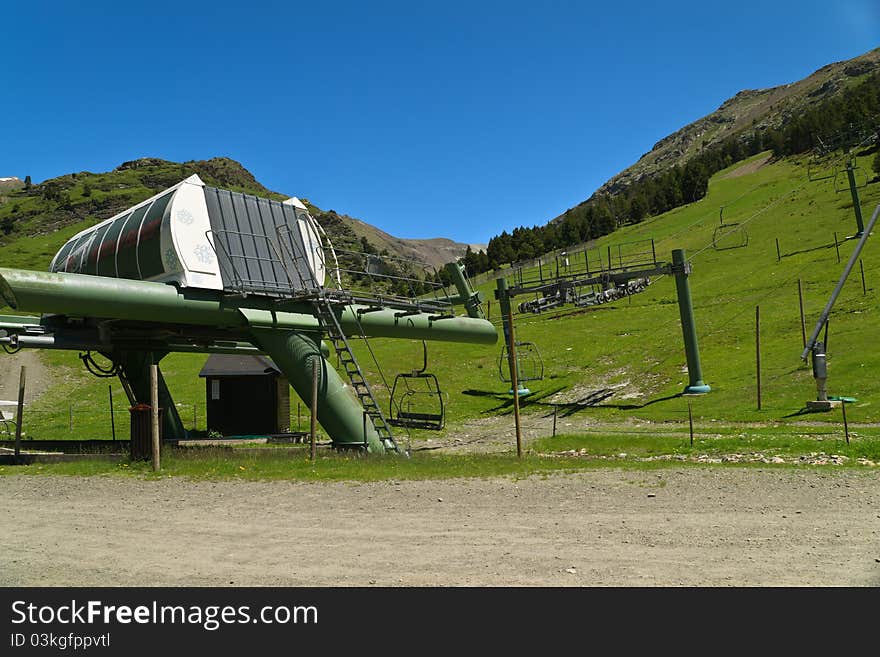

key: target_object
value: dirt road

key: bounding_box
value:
[0,350,50,405]
[2,467,879,586]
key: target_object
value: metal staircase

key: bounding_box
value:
[312,295,398,453]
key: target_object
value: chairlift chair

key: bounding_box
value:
[712,223,749,250]
[498,341,545,383]
[388,341,445,431]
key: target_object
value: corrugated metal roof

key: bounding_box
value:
[198,354,281,378]
[49,177,326,297]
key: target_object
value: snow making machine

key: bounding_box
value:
[0,175,497,454]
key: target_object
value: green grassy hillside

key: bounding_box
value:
[8,151,880,443]
[0,158,284,243]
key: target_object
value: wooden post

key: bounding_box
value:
[486,300,491,320]
[310,358,318,462]
[775,237,781,262]
[860,259,867,296]
[362,411,368,452]
[842,400,849,445]
[150,363,160,472]
[552,404,558,437]
[14,366,25,459]
[797,279,807,349]
[688,400,694,447]
[834,231,840,263]
[506,306,523,458]
[755,305,762,410]
[109,385,116,441]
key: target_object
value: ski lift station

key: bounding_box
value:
[0,176,497,455]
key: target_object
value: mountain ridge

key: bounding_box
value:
[592,47,880,200]
[478,46,880,273]
[0,157,473,270]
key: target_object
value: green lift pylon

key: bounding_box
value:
[671,249,710,394]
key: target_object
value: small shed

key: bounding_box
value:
[198,355,290,436]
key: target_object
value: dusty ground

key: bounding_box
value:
[718,152,773,179]
[2,467,879,586]
[0,349,50,405]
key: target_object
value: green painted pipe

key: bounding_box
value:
[671,249,710,394]
[0,268,497,345]
[444,262,484,319]
[251,329,385,453]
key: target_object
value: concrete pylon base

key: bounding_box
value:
[805,399,841,412]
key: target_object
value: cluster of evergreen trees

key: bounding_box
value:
[466,70,880,276]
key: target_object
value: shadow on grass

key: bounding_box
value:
[596,392,683,411]
[527,390,682,416]
[781,406,826,419]
[462,386,566,414]
[781,242,835,259]
[463,386,684,418]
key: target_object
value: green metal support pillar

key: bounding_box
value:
[671,249,710,394]
[117,351,188,440]
[494,277,529,396]
[250,329,386,454]
[845,156,866,237]
[445,262,485,319]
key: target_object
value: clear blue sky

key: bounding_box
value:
[1,1,877,245]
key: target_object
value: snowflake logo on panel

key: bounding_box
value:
[176,209,195,225]
[164,248,179,269]
[194,244,214,265]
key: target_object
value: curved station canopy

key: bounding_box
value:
[50,175,326,296]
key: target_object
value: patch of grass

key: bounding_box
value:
[533,431,880,461]
[0,448,621,481]
[3,428,879,483]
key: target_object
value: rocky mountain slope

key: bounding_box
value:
[596,47,880,197]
